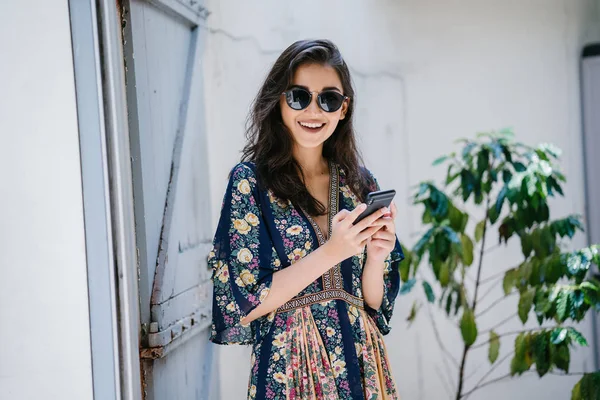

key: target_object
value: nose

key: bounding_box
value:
[305,92,322,114]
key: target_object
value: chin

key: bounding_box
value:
[292,131,332,149]
[293,137,327,149]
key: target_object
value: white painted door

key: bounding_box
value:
[120,1,218,398]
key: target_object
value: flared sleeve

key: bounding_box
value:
[363,168,404,335]
[209,162,278,345]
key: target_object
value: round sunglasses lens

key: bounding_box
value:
[286,89,311,110]
[319,91,344,112]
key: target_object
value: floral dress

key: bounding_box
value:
[209,160,404,400]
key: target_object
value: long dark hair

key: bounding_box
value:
[241,39,370,216]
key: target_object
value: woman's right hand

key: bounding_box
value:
[326,204,388,263]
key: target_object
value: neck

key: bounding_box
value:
[293,145,328,178]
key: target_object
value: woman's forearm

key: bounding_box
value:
[361,259,385,310]
[240,243,341,325]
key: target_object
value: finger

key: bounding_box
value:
[357,225,382,243]
[379,217,396,233]
[369,239,393,249]
[352,206,389,234]
[332,209,351,223]
[344,203,367,225]
[372,230,395,241]
[391,202,398,219]
[361,224,384,237]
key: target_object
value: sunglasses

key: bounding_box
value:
[282,87,349,113]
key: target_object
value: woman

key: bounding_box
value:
[209,39,404,399]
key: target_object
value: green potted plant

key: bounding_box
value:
[401,129,600,399]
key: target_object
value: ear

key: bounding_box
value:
[339,98,349,120]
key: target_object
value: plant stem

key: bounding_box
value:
[471,196,490,312]
[456,346,470,400]
[456,196,491,400]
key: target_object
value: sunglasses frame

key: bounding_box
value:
[282,88,349,113]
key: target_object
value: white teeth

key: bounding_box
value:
[299,121,324,129]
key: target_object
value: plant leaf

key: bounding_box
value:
[460,309,478,346]
[533,332,550,377]
[552,343,570,373]
[489,331,500,364]
[550,327,568,345]
[406,300,420,325]
[433,155,449,166]
[475,219,485,243]
[521,233,533,258]
[399,253,411,282]
[460,234,474,266]
[571,290,585,309]
[572,372,600,400]
[439,261,450,287]
[414,227,435,258]
[422,281,435,303]
[503,269,518,295]
[511,333,530,376]
[488,203,500,224]
[518,287,536,323]
[400,278,416,295]
[496,185,507,214]
[556,290,570,322]
[567,327,588,347]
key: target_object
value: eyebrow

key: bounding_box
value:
[290,84,342,93]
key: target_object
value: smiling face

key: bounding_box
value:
[280,63,349,153]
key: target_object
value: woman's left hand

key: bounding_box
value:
[366,201,397,264]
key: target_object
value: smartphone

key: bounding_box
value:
[353,189,396,224]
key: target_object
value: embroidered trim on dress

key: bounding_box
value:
[277,289,364,313]
[277,162,363,313]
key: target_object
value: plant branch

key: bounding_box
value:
[463,273,476,284]
[462,369,590,399]
[462,352,514,399]
[550,371,588,376]
[479,314,518,336]
[461,372,514,399]
[426,303,459,369]
[475,292,517,318]
[464,361,486,382]
[427,305,458,389]
[435,365,454,398]
[483,243,502,254]
[479,270,507,285]
[471,328,547,350]
[471,198,490,313]
[476,278,502,304]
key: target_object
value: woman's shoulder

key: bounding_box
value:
[228,161,257,181]
[358,165,378,191]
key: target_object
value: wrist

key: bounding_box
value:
[364,255,386,269]
[320,241,343,266]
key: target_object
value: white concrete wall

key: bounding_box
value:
[203,1,600,399]
[0,1,94,399]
